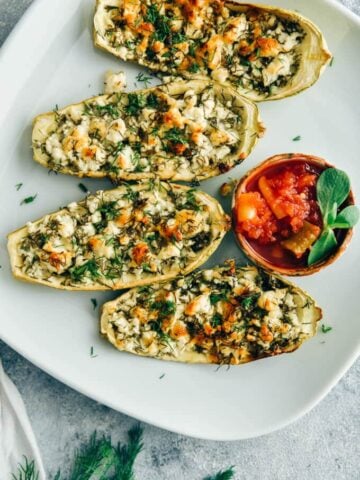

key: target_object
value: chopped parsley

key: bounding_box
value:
[20,194,37,205]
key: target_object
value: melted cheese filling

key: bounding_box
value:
[17,183,226,287]
[103,265,318,364]
[96,0,305,97]
[35,85,242,178]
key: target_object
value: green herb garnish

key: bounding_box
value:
[95,103,120,119]
[146,93,159,109]
[70,259,100,282]
[188,63,200,73]
[20,194,37,205]
[15,182,23,191]
[159,373,165,379]
[308,168,359,265]
[210,292,228,305]
[241,293,260,311]
[91,298,97,310]
[292,135,301,141]
[136,72,152,88]
[98,201,119,220]
[150,300,176,317]
[164,127,188,145]
[90,346,98,358]
[321,324,332,334]
[145,4,171,42]
[125,93,146,116]
[78,183,89,193]
[211,313,223,327]
[330,57,334,67]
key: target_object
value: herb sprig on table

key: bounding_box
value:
[12,426,235,480]
[308,168,359,265]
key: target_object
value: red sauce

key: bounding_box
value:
[234,160,325,268]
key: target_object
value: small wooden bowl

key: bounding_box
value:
[232,153,355,276]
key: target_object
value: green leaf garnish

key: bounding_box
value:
[292,135,301,141]
[308,168,359,266]
[308,229,337,265]
[331,205,360,229]
[316,168,350,224]
[15,182,23,191]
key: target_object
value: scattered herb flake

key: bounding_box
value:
[91,298,98,310]
[15,183,23,191]
[90,346,98,358]
[20,194,37,205]
[159,373,165,380]
[78,182,89,193]
[135,72,152,88]
[321,324,332,334]
[292,135,301,141]
[330,57,334,67]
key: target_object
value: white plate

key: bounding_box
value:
[0,0,359,441]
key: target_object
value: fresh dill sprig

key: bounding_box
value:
[67,432,117,480]
[135,72,152,88]
[12,456,39,480]
[204,466,235,480]
[115,424,144,480]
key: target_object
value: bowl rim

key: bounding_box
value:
[232,153,355,276]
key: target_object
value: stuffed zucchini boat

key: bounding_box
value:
[7,182,230,291]
[94,0,332,102]
[101,261,322,364]
[32,79,263,181]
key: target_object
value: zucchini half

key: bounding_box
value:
[101,262,322,364]
[32,79,263,181]
[94,0,332,102]
[7,182,230,291]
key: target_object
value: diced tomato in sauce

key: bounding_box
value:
[234,160,324,267]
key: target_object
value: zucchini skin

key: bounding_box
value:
[94,1,332,102]
[101,262,322,364]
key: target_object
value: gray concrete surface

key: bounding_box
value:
[1,1,359,478]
